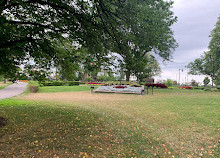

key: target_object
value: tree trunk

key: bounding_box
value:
[4,78,6,84]
[211,76,214,88]
[125,71,130,82]
[81,73,87,82]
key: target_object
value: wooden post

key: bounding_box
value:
[141,85,145,95]
[91,86,94,94]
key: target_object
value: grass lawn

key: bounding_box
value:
[0,88,219,157]
[38,85,93,93]
[28,81,97,93]
[0,82,12,90]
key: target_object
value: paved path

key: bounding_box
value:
[0,82,28,100]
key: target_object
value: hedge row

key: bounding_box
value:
[40,81,80,86]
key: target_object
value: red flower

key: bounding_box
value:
[145,83,168,88]
[178,86,193,89]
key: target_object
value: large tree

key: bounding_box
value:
[0,0,116,76]
[110,0,177,81]
[187,15,220,86]
[0,0,177,79]
[134,54,161,82]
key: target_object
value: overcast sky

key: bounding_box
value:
[155,0,220,84]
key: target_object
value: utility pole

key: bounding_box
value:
[178,69,183,86]
[187,74,189,85]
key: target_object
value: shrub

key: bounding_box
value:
[204,87,211,91]
[86,77,92,82]
[40,81,80,86]
[67,81,80,86]
[145,83,168,88]
[53,81,64,86]
[29,85,39,93]
[164,79,173,87]
[192,87,204,90]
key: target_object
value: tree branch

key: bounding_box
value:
[0,37,34,48]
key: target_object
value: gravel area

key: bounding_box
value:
[0,82,27,100]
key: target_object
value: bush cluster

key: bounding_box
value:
[40,81,80,86]
[29,85,39,93]
[204,87,220,92]
[193,87,204,90]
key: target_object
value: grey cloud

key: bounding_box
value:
[157,0,220,83]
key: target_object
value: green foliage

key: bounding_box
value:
[187,52,217,86]
[164,79,173,87]
[113,0,177,81]
[86,76,92,82]
[133,54,161,82]
[97,75,116,82]
[0,75,4,81]
[190,79,199,86]
[187,16,220,86]
[0,0,177,82]
[38,85,91,93]
[40,81,80,86]
[203,77,210,86]
[193,87,204,90]
[172,80,178,86]
[67,81,80,86]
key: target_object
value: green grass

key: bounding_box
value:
[0,82,12,90]
[38,85,95,93]
[26,81,96,93]
[0,90,219,157]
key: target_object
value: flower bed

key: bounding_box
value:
[114,86,127,89]
[178,86,193,89]
[87,82,102,85]
[145,83,168,88]
[19,80,29,82]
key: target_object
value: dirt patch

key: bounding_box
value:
[0,84,7,86]
[0,116,8,127]
[17,91,142,104]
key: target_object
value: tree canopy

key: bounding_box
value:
[0,0,177,79]
[187,15,220,86]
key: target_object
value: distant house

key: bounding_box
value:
[124,75,137,81]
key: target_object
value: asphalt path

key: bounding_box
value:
[0,82,27,100]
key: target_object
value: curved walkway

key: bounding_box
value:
[0,82,28,100]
